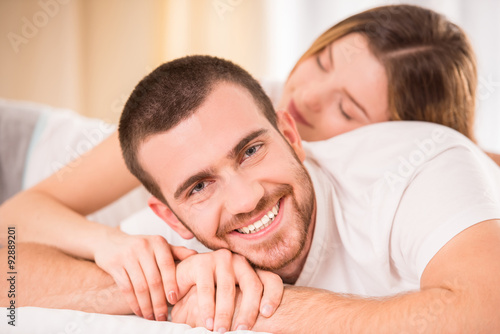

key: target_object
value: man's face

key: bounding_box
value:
[139,82,315,271]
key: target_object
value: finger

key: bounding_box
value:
[230,255,263,331]
[139,251,169,321]
[192,257,216,331]
[172,286,201,328]
[125,260,155,320]
[213,251,237,333]
[150,238,180,305]
[171,245,198,260]
[256,269,284,318]
[112,267,143,317]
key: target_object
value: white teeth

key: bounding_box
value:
[236,201,280,234]
[254,220,263,229]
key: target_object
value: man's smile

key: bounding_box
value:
[232,198,283,239]
[235,200,281,234]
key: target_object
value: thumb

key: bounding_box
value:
[171,245,198,260]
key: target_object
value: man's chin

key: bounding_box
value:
[242,236,305,272]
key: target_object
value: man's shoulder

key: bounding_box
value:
[302,121,498,196]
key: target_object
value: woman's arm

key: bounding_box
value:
[0,131,187,321]
[0,131,138,256]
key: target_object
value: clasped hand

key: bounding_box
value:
[93,231,283,331]
[172,249,283,332]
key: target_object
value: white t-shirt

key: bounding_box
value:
[122,121,500,296]
[296,121,500,296]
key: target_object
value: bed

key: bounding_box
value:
[1,307,271,334]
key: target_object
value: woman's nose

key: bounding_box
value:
[300,81,333,114]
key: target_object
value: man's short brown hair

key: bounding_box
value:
[119,55,277,203]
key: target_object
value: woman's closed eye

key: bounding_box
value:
[316,54,327,72]
[339,101,352,120]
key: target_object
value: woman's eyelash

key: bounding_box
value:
[340,102,352,120]
[316,55,327,72]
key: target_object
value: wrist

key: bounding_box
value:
[83,223,123,261]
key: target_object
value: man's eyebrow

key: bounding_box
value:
[174,170,213,200]
[344,89,370,120]
[228,129,268,160]
[173,129,268,200]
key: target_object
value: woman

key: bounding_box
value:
[1,3,499,326]
[280,4,477,142]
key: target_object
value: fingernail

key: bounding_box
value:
[217,328,227,333]
[237,324,249,331]
[167,291,178,304]
[146,314,155,320]
[205,318,214,330]
[134,309,143,318]
[261,304,273,317]
[157,313,167,321]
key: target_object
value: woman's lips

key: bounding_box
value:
[288,100,313,128]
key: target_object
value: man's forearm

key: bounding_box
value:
[0,243,131,314]
[251,285,496,334]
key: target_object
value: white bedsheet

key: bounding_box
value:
[2,307,272,334]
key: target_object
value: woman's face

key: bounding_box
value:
[278,33,390,141]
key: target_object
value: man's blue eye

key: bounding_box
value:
[244,144,262,159]
[190,182,207,195]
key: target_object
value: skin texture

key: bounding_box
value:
[278,33,390,141]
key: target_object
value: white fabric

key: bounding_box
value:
[22,107,150,227]
[295,121,500,297]
[2,307,271,334]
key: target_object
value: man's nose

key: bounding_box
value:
[223,173,264,216]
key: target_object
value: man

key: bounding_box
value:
[5,55,500,333]
[120,55,500,332]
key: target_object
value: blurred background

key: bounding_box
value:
[0,0,499,151]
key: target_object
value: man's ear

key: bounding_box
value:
[148,196,195,240]
[276,110,306,162]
